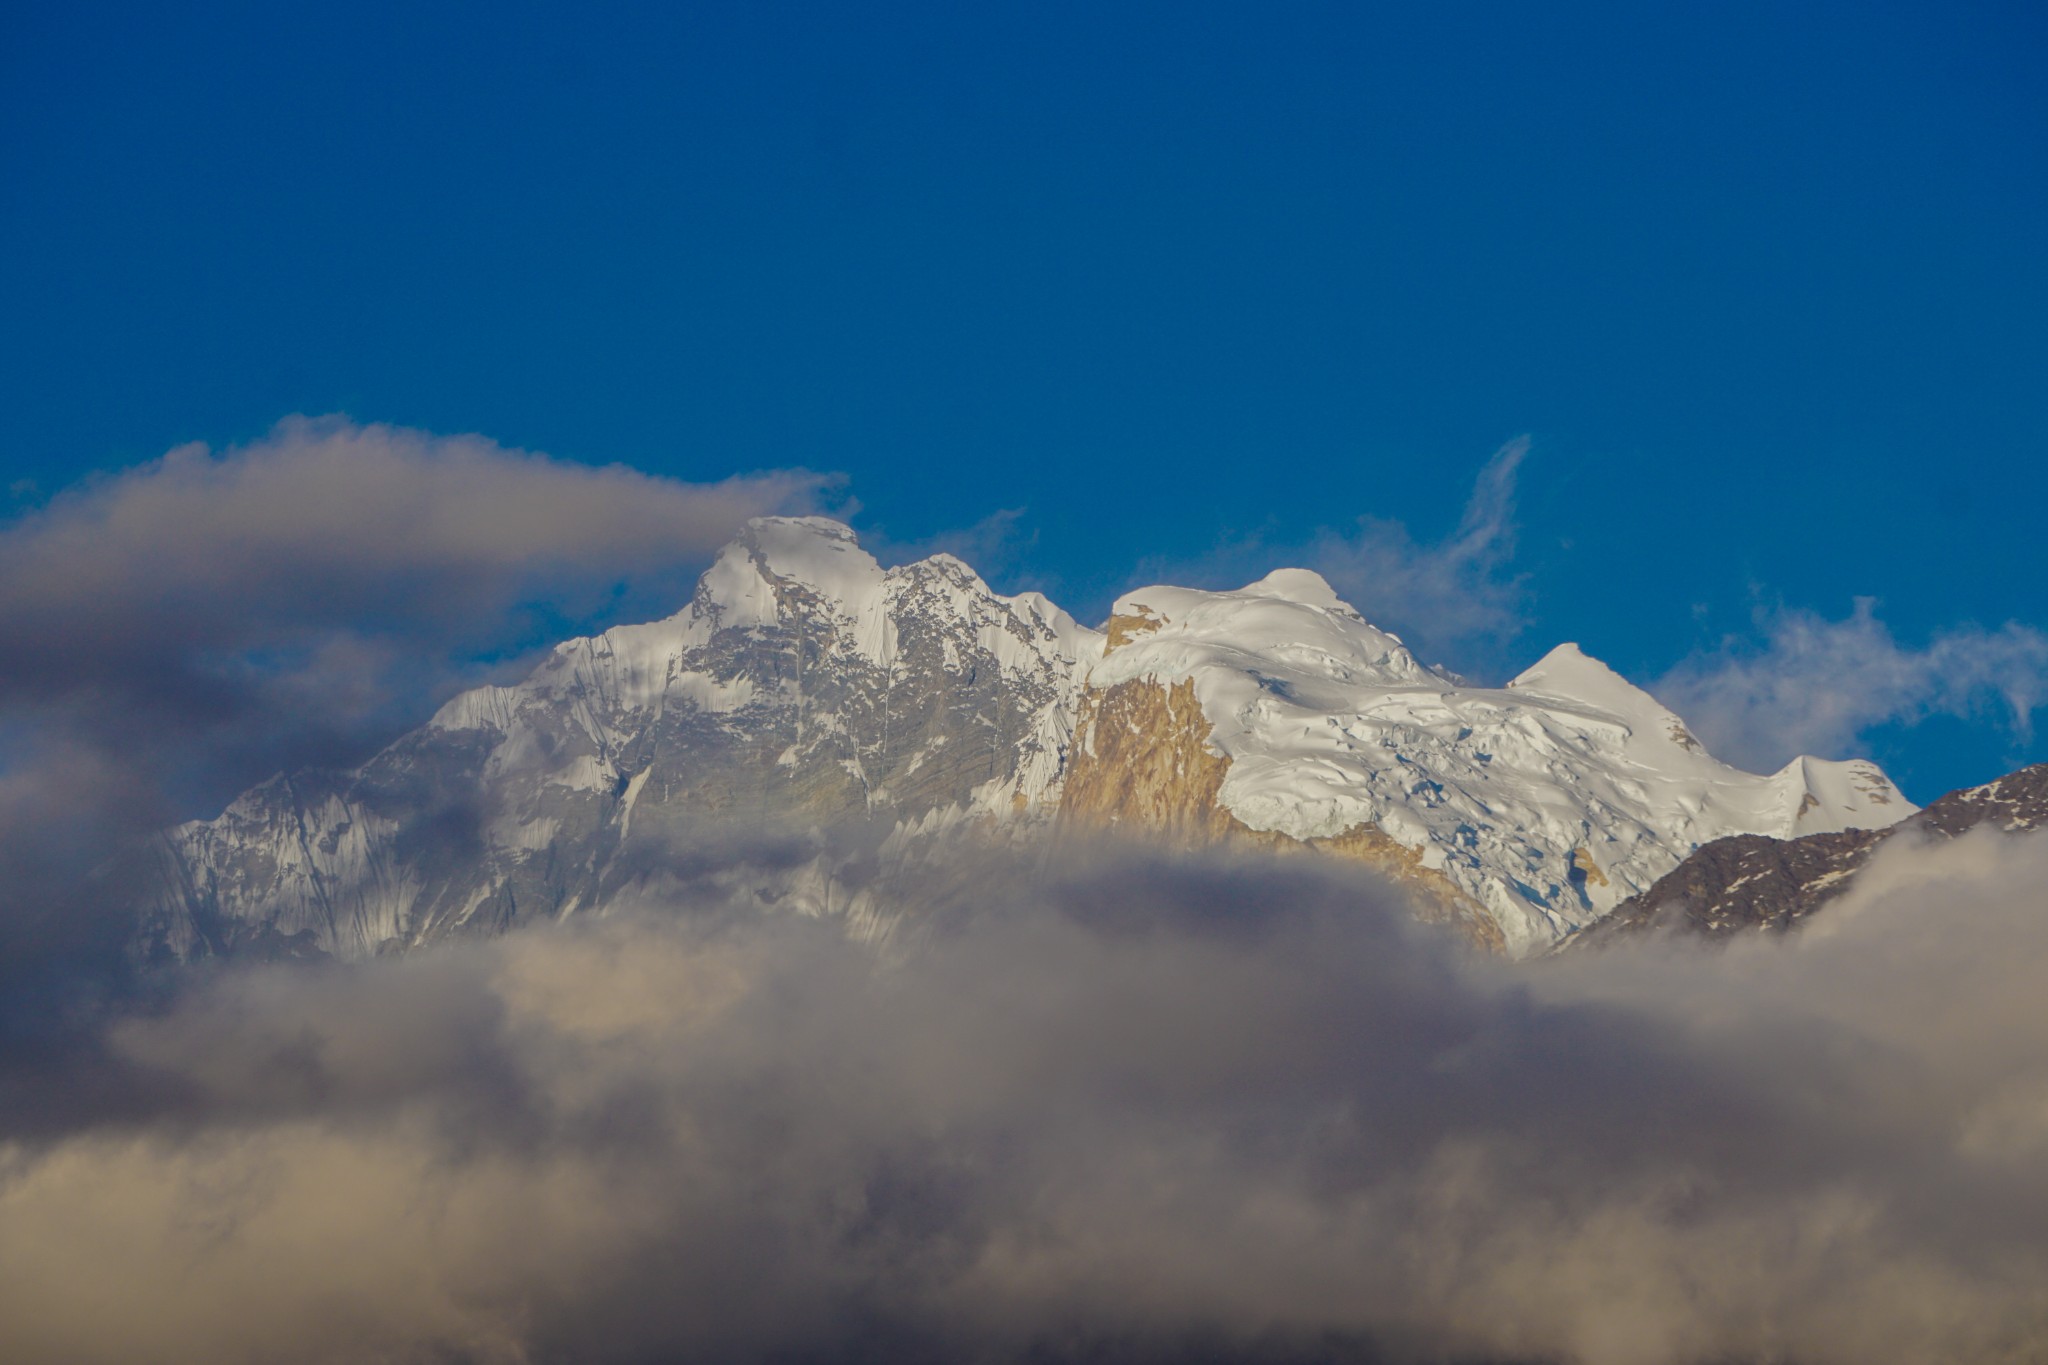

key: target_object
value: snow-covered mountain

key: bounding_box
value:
[136,517,1914,962]
[1060,574,1910,954]
[140,518,1101,961]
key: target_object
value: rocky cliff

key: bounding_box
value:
[1060,653,1502,951]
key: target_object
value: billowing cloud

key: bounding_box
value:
[3,833,2045,1364]
[7,418,2048,1365]
[1656,598,2048,771]
[0,417,825,1000]
[0,415,824,736]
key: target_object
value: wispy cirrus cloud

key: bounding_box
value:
[1655,598,2048,772]
[1127,438,1532,673]
[1305,436,1530,668]
[860,504,1049,591]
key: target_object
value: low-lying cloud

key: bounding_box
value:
[7,419,2048,1364]
[1656,598,2048,772]
[5,834,2045,1364]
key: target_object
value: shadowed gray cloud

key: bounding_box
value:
[0,415,824,732]
[2,834,2043,1364]
[5,421,2048,1365]
[0,418,824,1009]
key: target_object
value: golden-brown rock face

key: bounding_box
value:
[1060,673,1505,954]
[1101,609,1166,651]
[1061,676,1236,844]
[1571,846,1610,888]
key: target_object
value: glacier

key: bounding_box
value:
[1089,574,1909,953]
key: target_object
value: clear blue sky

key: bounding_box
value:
[4,1,2044,800]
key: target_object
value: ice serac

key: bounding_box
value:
[1059,581,1915,956]
[139,517,1103,962]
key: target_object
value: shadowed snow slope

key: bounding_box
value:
[137,520,1911,961]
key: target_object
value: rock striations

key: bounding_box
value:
[136,518,1921,963]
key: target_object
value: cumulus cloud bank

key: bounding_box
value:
[4,835,2046,1364]
[1657,599,2048,772]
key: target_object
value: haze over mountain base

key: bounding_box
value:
[8,513,2043,1365]
[9,834,2048,1364]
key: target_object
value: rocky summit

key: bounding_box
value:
[135,517,1922,963]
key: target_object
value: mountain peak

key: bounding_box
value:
[1508,641,1691,725]
[706,516,885,620]
[143,524,1922,966]
[1769,755,1915,833]
[745,513,860,540]
[1509,641,1626,694]
[739,515,877,576]
[1236,567,1351,612]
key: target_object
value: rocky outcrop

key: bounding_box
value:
[1060,677,1233,844]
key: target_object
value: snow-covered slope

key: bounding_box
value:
[1076,575,1913,955]
[137,519,1914,963]
[1573,762,2048,946]
[139,518,1102,961]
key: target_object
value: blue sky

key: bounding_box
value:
[4,1,2045,801]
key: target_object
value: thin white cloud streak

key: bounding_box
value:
[1305,436,1530,667]
[1127,438,1532,672]
[4,835,2047,1363]
[861,505,1050,592]
[1656,599,2048,772]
